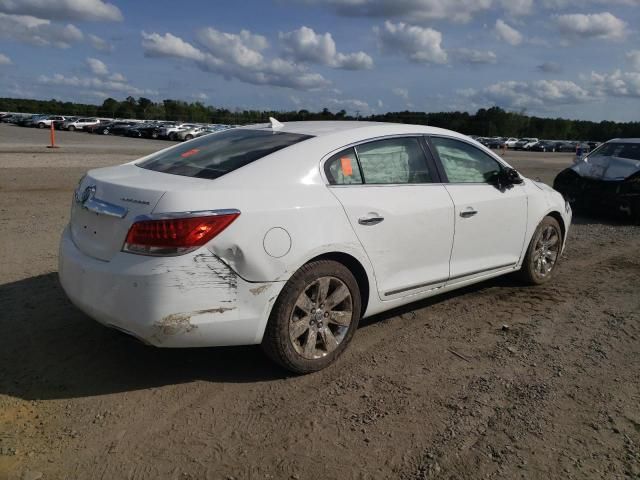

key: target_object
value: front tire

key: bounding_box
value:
[518,217,562,285]
[262,260,361,374]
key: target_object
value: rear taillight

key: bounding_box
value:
[122,211,239,256]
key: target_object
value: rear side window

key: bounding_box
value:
[138,129,313,179]
[325,148,363,185]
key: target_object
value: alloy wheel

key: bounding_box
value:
[289,276,353,360]
[533,225,560,277]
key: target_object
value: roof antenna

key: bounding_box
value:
[269,117,283,130]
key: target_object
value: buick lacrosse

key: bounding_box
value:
[59,120,571,373]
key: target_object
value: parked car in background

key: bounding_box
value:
[175,126,208,141]
[19,114,46,127]
[159,123,199,140]
[93,121,136,135]
[59,120,571,373]
[125,123,162,139]
[35,115,66,128]
[513,138,538,150]
[483,137,505,149]
[504,138,519,149]
[555,142,577,153]
[62,118,101,131]
[530,140,558,152]
[554,139,640,222]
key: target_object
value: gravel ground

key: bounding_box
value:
[0,124,639,480]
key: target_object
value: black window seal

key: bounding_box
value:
[426,134,508,185]
[353,135,439,186]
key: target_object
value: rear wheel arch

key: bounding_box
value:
[301,252,370,318]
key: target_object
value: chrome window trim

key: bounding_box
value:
[427,134,517,186]
[320,134,437,187]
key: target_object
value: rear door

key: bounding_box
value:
[326,136,454,300]
[427,136,528,282]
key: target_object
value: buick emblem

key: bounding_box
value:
[75,185,96,205]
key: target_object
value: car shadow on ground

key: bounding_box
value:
[0,269,532,401]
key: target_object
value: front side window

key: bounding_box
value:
[138,129,312,179]
[431,137,503,183]
[355,137,433,184]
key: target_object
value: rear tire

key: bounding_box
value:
[262,260,361,374]
[68,125,75,131]
[518,217,563,285]
[37,123,45,129]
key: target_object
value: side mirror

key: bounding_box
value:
[505,168,523,185]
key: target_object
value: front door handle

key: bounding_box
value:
[358,213,384,226]
[460,207,478,218]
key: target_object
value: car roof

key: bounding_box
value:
[238,120,467,139]
[608,138,640,143]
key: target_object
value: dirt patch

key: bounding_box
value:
[0,125,638,479]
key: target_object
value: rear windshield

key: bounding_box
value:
[591,142,640,161]
[138,129,313,179]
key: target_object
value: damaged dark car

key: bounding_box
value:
[553,139,640,223]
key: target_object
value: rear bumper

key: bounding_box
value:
[58,226,284,347]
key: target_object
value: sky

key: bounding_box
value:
[0,0,639,121]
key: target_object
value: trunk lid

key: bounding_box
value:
[70,163,171,261]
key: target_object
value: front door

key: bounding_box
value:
[428,136,528,281]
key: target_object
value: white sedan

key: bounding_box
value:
[59,120,571,373]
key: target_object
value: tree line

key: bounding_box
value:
[1,96,638,142]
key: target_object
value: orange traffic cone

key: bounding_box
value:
[46,121,60,149]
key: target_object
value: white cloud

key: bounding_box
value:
[279,26,373,69]
[377,99,383,108]
[537,62,563,74]
[543,0,640,8]
[554,12,628,41]
[88,33,113,52]
[627,50,640,71]
[197,27,268,68]
[494,19,523,46]
[327,97,371,113]
[86,57,108,76]
[454,48,497,64]
[472,79,592,109]
[142,31,206,61]
[0,12,83,48]
[38,73,156,96]
[498,0,533,15]
[109,72,125,82]
[192,92,208,101]
[392,87,409,100]
[141,29,331,91]
[0,0,122,22]
[375,21,447,64]
[590,70,640,98]
[0,53,11,65]
[293,0,493,24]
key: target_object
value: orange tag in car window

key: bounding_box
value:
[180,148,200,158]
[340,157,353,176]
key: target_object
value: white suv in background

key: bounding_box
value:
[63,118,101,131]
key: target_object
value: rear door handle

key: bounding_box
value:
[358,213,384,226]
[460,207,478,218]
